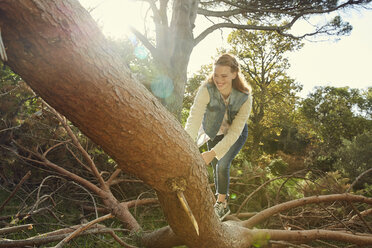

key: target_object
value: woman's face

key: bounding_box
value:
[213,65,237,96]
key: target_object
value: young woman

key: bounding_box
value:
[185,53,252,220]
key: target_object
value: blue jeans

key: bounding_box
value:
[207,123,248,197]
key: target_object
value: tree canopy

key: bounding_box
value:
[87,0,372,117]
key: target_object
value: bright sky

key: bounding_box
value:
[79,0,372,98]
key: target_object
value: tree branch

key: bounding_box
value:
[0,171,31,213]
[54,213,114,248]
[195,23,284,46]
[48,106,108,190]
[9,141,106,198]
[106,168,122,186]
[129,26,157,57]
[263,228,372,246]
[242,193,372,228]
[347,167,372,192]
[0,224,33,235]
[0,225,128,248]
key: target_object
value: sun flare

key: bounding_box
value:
[79,0,144,39]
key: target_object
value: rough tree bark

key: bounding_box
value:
[0,1,252,247]
[129,0,197,118]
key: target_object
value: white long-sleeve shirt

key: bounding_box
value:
[185,85,252,160]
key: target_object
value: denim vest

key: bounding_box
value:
[202,83,249,140]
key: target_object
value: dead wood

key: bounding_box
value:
[0,224,33,235]
[0,224,132,248]
[242,193,372,229]
[0,171,31,213]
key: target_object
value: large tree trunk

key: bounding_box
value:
[144,0,197,119]
[0,0,252,247]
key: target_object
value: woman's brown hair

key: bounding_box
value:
[207,53,251,94]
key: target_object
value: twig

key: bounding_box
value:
[106,168,121,186]
[0,26,8,61]
[10,140,106,198]
[236,175,288,215]
[243,193,372,228]
[42,141,69,157]
[347,200,372,233]
[53,213,114,248]
[269,240,311,247]
[107,229,138,248]
[65,144,92,172]
[264,228,372,246]
[317,203,354,234]
[0,207,53,221]
[47,106,107,190]
[0,224,33,235]
[0,171,31,213]
[315,239,340,248]
[347,167,372,192]
[30,175,66,214]
[82,197,158,214]
[0,125,21,133]
[0,225,117,247]
[108,178,143,186]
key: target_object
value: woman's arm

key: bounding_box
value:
[211,94,252,160]
[184,85,210,142]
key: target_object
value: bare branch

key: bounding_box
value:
[125,198,158,208]
[0,207,55,222]
[130,26,157,56]
[42,141,69,157]
[195,22,283,46]
[108,178,143,186]
[196,0,370,41]
[106,168,121,186]
[0,225,124,248]
[66,144,92,172]
[54,213,114,248]
[243,193,372,228]
[197,7,245,17]
[0,84,19,97]
[0,171,31,213]
[9,141,106,198]
[262,228,372,246]
[0,224,33,235]
[0,125,21,133]
[347,200,372,233]
[48,106,107,190]
[198,0,369,17]
[347,167,372,192]
[82,197,158,214]
[107,229,138,248]
[236,171,307,215]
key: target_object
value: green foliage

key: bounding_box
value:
[328,15,353,36]
[303,171,350,196]
[181,64,212,125]
[227,28,304,158]
[301,86,371,148]
[268,158,288,176]
[300,86,372,173]
[251,229,270,247]
[334,131,372,189]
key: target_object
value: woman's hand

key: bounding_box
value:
[201,150,216,165]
